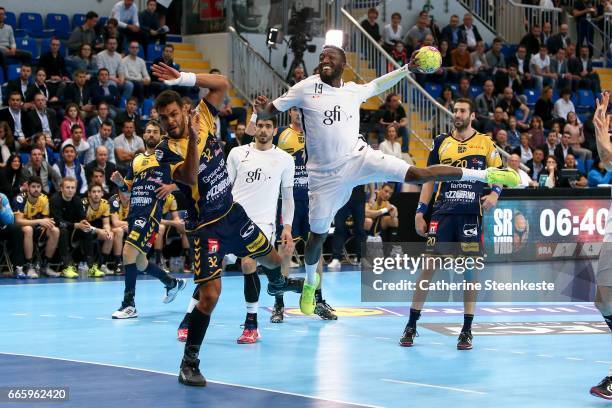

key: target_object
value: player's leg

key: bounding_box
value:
[22,226,38,278]
[41,226,60,277]
[112,227,125,275]
[329,203,351,271]
[58,226,78,278]
[112,244,147,319]
[154,224,166,267]
[96,229,114,275]
[405,165,519,186]
[81,229,104,277]
[237,256,261,343]
[181,232,192,272]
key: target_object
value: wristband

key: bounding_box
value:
[379,207,389,215]
[416,202,428,214]
[492,185,502,195]
[119,184,129,193]
[91,227,97,234]
[164,71,196,87]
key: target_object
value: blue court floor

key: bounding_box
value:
[0,266,610,408]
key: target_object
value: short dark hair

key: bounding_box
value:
[20,62,32,70]
[209,68,221,74]
[560,88,572,97]
[74,69,86,78]
[155,90,183,110]
[454,97,475,114]
[100,119,114,129]
[322,45,346,63]
[8,91,22,100]
[539,44,548,49]
[71,124,82,133]
[127,96,139,105]
[256,116,277,127]
[492,37,503,45]
[85,11,98,20]
[145,120,162,131]
[28,175,42,186]
[97,68,109,75]
[382,183,395,191]
[88,182,103,193]
[91,167,105,176]
[164,44,174,51]
[391,12,401,20]
[367,8,378,16]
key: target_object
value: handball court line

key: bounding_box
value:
[380,378,487,395]
[0,352,382,408]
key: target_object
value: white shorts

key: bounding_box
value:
[308,141,411,234]
[225,221,275,265]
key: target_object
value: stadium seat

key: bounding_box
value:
[424,82,441,99]
[552,89,559,101]
[7,64,21,81]
[72,13,86,29]
[137,46,145,60]
[585,159,594,173]
[18,12,51,38]
[501,44,518,60]
[46,14,71,39]
[98,17,108,28]
[524,89,538,108]
[147,44,163,62]
[15,37,38,58]
[20,153,29,165]
[0,69,4,85]
[576,159,586,174]
[449,83,459,94]
[5,11,16,29]
[515,109,526,121]
[119,97,127,110]
[142,98,154,118]
[470,85,482,98]
[40,38,67,57]
[576,89,595,112]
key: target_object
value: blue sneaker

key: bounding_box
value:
[163,278,186,304]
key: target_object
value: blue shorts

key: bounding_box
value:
[276,199,310,243]
[426,213,483,255]
[191,203,273,284]
[125,201,163,255]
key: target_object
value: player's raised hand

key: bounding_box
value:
[110,171,125,187]
[155,183,175,199]
[151,62,180,83]
[188,111,200,140]
[253,95,269,114]
[594,91,610,133]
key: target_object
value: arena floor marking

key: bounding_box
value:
[380,378,488,395]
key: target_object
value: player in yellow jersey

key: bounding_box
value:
[110,191,130,275]
[82,184,114,277]
[364,183,399,238]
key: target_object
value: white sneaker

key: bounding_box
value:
[15,266,26,279]
[111,305,138,319]
[26,266,39,279]
[328,259,342,270]
[289,260,300,268]
[99,264,111,276]
[43,267,60,278]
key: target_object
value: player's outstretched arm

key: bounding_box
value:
[594,92,612,171]
[253,95,280,119]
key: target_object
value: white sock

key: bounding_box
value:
[186,296,198,313]
[246,302,258,314]
[460,168,487,183]
[305,262,319,285]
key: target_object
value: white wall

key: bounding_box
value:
[3,0,117,18]
[184,32,231,75]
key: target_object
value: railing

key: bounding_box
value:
[585,13,612,67]
[228,26,290,124]
[457,0,496,32]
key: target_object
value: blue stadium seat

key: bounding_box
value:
[40,38,66,57]
[46,14,70,39]
[15,37,38,58]
[524,89,539,108]
[98,17,108,28]
[6,64,21,81]
[576,89,595,112]
[470,85,482,98]
[72,13,86,29]
[119,97,127,110]
[576,159,586,174]
[147,44,163,62]
[552,89,559,101]
[424,82,441,98]
[0,69,4,85]
[18,12,51,38]
[585,159,594,173]
[20,153,29,165]
[501,44,518,60]
[137,46,145,60]
[142,98,154,118]
[5,11,16,29]
[449,83,459,94]
[515,109,526,121]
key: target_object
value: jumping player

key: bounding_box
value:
[253,45,520,316]
[151,63,304,386]
[110,120,186,319]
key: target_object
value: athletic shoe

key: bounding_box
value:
[14,266,26,279]
[178,359,206,387]
[299,273,320,315]
[163,278,186,304]
[112,304,138,319]
[485,168,520,187]
[61,265,79,279]
[399,326,418,347]
[236,328,260,344]
[77,262,88,275]
[89,264,105,278]
[114,263,125,276]
[177,328,188,342]
[315,300,338,320]
[26,265,39,279]
[590,376,612,400]
[457,330,473,350]
[100,264,113,275]
[267,276,304,296]
[327,258,341,270]
[270,303,284,323]
[42,266,60,278]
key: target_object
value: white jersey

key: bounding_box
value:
[227,143,294,228]
[272,75,378,171]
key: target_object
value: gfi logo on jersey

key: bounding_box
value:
[245,168,264,183]
[323,105,342,125]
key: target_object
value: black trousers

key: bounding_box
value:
[332,195,366,260]
[0,224,24,267]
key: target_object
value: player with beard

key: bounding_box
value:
[110,120,186,319]
[401,98,503,350]
[253,45,520,317]
[151,64,304,386]
[589,92,612,400]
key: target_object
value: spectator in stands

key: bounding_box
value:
[208,68,247,141]
[455,76,473,101]
[485,38,507,78]
[111,0,142,44]
[561,153,589,187]
[0,7,31,63]
[0,190,25,278]
[549,48,573,91]
[572,0,597,57]
[223,122,252,158]
[441,14,461,49]
[114,120,144,171]
[588,158,612,186]
[0,121,14,165]
[52,144,87,195]
[88,102,116,138]
[140,0,168,52]
[85,121,116,165]
[121,41,151,102]
[61,125,89,163]
[513,132,534,163]
[0,154,25,197]
[497,87,530,126]
[379,93,409,153]
[97,37,132,100]
[382,12,403,52]
[495,64,524,95]
[484,107,509,135]
[436,85,455,111]
[6,63,32,103]
[459,13,482,51]
[24,93,60,149]
[67,11,98,55]
[475,79,497,125]
[540,21,552,45]
[547,23,570,55]
[84,145,117,190]
[568,45,601,93]
[528,115,546,149]
[555,131,576,168]
[507,153,536,187]
[541,123,561,156]
[404,11,432,51]
[527,147,546,181]
[26,68,60,110]
[99,18,124,54]
[66,44,98,79]
[22,147,56,194]
[31,133,56,165]
[39,37,70,82]
[494,129,513,154]
[520,24,542,56]
[507,45,535,89]
[88,167,112,197]
[470,41,490,84]
[530,44,554,91]
[564,111,592,160]
[449,40,474,81]
[540,155,560,187]
[388,41,408,71]
[534,86,555,128]
[60,103,86,142]
[378,124,402,159]
[91,69,120,113]
[0,92,26,148]
[361,8,382,45]
[507,116,523,148]
[114,96,142,135]
[62,70,95,119]
[553,88,577,122]
[288,66,306,86]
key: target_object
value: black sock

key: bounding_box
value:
[102,253,111,264]
[114,255,122,265]
[123,290,135,307]
[245,312,257,329]
[41,256,49,267]
[274,294,284,308]
[407,308,421,328]
[183,248,192,264]
[179,312,191,329]
[261,266,284,285]
[124,263,138,296]
[184,307,211,363]
[604,315,612,332]
[25,258,32,266]
[146,261,175,288]
[315,288,323,304]
[462,314,474,332]
[155,250,163,265]
[244,273,261,303]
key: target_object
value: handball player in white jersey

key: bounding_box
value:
[254,45,520,314]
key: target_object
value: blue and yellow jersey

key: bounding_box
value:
[162,193,178,217]
[82,198,111,223]
[275,125,308,201]
[109,194,129,221]
[124,151,173,220]
[428,131,502,215]
[155,98,233,231]
[13,193,49,220]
